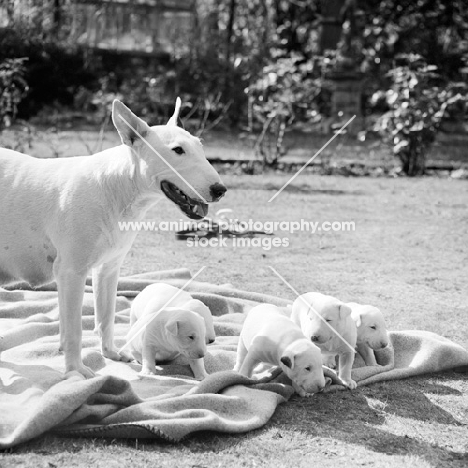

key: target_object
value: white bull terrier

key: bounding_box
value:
[291,292,357,389]
[234,304,326,397]
[0,98,226,378]
[130,283,215,344]
[126,305,207,379]
[347,302,389,366]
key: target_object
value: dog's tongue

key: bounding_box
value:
[193,202,209,218]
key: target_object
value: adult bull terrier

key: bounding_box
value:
[347,302,389,366]
[126,304,207,379]
[291,292,357,389]
[130,283,215,344]
[234,304,326,397]
[0,98,226,378]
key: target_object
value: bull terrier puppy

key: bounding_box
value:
[130,283,215,344]
[347,302,389,366]
[291,292,357,389]
[126,303,208,380]
[234,303,326,397]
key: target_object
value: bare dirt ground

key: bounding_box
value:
[1,173,467,467]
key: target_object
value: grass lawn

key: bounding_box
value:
[1,173,468,467]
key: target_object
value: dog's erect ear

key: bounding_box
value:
[167,97,182,126]
[339,304,352,320]
[166,319,179,336]
[112,100,151,147]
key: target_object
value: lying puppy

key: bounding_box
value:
[291,292,357,389]
[347,302,389,366]
[234,304,326,397]
[130,283,215,344]
[0,98,225,378]
[126,302,207,379]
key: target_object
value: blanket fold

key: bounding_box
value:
[1,270,467,448]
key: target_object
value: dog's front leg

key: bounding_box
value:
[357,343,378,366]
[93,260,132,362]
[55,264,93,378]
[338,351,357,389]
[189,358,208,380]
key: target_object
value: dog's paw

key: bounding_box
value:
[294,387,313,398]
[194,371,209,381]
[102,348,133,362]
[140,367,157,376]
[343,379,357,390]
[66,363,95,379]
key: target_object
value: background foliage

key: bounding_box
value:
[0,0,467,173]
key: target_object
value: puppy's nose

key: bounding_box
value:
[208,338,215,344]
[198,351,205,359]
[380,342,388,349]
[210,183,227,201]
[311,336,320,343]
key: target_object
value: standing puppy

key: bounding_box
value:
[0,98,226,378]
[126,304,207,379]
[347,302,389,366]
[234,304,326,397]
[291,292,357,389]
[130,283,215,344]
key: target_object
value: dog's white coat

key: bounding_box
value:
[126,303,207,379]
[291,292,357,389]
[130,283,215,343]
[234,304,326,397]
[0,99,224,378]
[347,302,389,366]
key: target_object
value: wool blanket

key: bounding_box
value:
[1,269,467,448]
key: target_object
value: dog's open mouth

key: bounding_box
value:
[161,181,208,220]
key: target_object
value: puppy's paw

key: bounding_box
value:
[102,348,133,362]
[194,371,209,381]
[343,379,357,390]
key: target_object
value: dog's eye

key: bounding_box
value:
[370,326,377,330]
[188,335,195,340]
[172,146,185,155]
[305,366,312,372]
[325,319,332,323]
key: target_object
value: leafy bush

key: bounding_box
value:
[373,54,467,176]
[247,54,324,165]
[0,57,28,128]
[0,26,97,118]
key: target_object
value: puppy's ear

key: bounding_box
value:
[339,304,352,320]
[112,100,151,147]
[352,311,362,327]
[280,355,293,369]
[167,97,182,126]
[165,319,179,336]
[280,348,296,370]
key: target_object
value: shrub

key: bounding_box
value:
[247,54,324,165]
[0,26,97,118]
[373,54,467,176]
[0,57,28,128]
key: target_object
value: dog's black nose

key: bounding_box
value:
[311,336,320,343]
[210,183,227,201]
[209,338,215,344]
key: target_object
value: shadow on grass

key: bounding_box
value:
[180,372,468,466]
